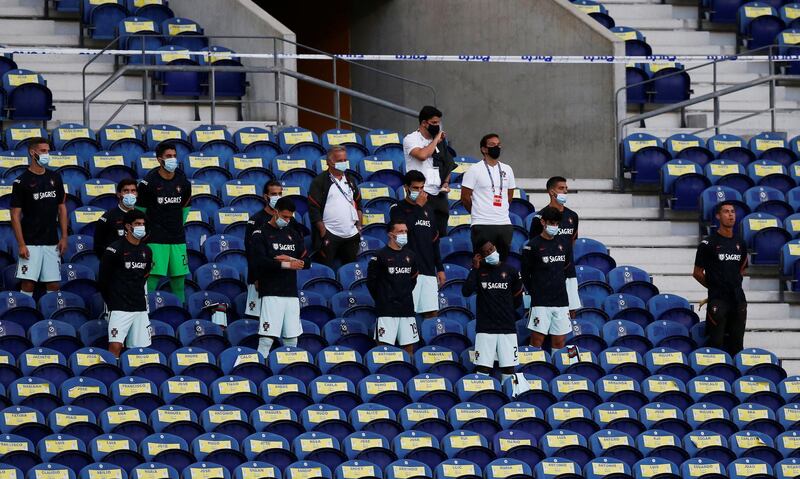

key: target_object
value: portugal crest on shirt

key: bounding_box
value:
[718,254,725,261]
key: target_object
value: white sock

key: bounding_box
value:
[258,337,274,357]
[20,290,33,297]
[501,373,514,383]
[283,337,298,347]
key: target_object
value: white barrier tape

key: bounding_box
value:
[1,47,799,64]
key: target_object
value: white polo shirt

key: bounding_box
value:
[323,174,359,238]
[461,160,516,225]
[403,130,442,195]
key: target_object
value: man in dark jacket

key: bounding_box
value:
[367,219,419,354]
[307,146,362,267]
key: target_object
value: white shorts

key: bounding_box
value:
[245,284,261,317]
[528,306,572,336]
[16,245,61,283]
[474,333,519,368]
[566,277,581,310]
[259,296,302,339]
[412,274,439,314]
[108,310,152,348]
[375,317,419,346]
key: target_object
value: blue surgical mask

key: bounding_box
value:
[122,194,137,208]
[408,190,420,202]
[556,193,567,205]
[269,196,280,209]
[485,251,500,265]
[334,161,348,172]
[545,224,560,236]
[132,225,146,239]
[276,217,289,229]
[396,233,408,247]
[163,157,178,172]
[36,153,50,167]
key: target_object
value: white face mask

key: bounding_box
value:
[132,225,146,239]
[485,251,500,265]
[122,193,137,208]
[395,233,408,247]
[268,196,280,209]
[163,157,178,172]
[545,224,560,236]
[556,193,567,205]
[36,153,50,167]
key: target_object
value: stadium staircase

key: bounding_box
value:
[605,0,800,139]
[522,178,800,376]
[0,0,244,131]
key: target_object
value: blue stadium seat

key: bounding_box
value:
[608,266,659,303]
[735,348,787,383]
[706,159,755,194]
[739,2,786,50]
[742,212,791,265]
[573,238,616,274]
[2,70,53,121]
[744,186,794,221]
[155,46,202,97]
[661,160,709,211]
[161,17,208,51]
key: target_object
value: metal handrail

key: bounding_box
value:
[615,73,796,190]
[613,43,797,190]
[81,33,436,130]
[83,63,421,129]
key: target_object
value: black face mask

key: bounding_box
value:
[426,123,440,137]
[486,146,501,160]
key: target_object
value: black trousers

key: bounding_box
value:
[471,224,514,260]
[317,231,361,267]
[427,192,450,238]
[705,298,748,357]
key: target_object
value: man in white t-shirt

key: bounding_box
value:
[461,133,516,260]
[403,105,454,238]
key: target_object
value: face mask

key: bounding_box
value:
[122,194,137,208]
[36,153,50,167]
[486,146,501,160]
[163,157,178,172]
[545,225,560,236]
[408,190,420,202]
[276,217,289,229]
[556,193,567,205]
[132,225,146,239]
[269,196,279,209]
[334,161,348,172]
[485,251,500,265]
[395,233,408,247]
[426,123,440,137]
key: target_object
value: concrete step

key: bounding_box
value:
[594,235,698,247]
[781,360,800,376]
[581,219,699,237]
[639,29,736,47]
[0,18,77,35]
[747,317,800,330]
[578,207,663,220]
[618,17,698,30]
[636,110,800,131]
[525,193,658,209]
[46,72,145,93]
[0,34,79,47]
[747,332,800,349]
[517,179,616,192]
[19,60,116,75]
[640,44,737,56]
[653,274,777,292]
[611,246,696,264]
